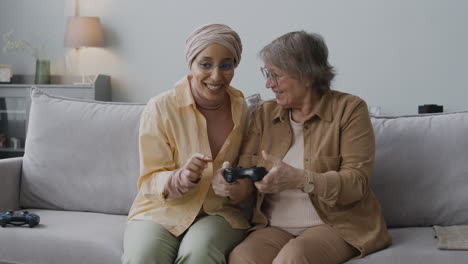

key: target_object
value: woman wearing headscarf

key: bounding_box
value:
[226,31,391,263]
[122,24,252,264]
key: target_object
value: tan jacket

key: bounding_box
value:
[238,90,391,257]
[127,76,251,236]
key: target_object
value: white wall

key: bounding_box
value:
[1,0,467,115]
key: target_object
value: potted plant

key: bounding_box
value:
[2,31,51,84]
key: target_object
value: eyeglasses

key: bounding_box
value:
[260,67,284,86]
[195,61,235,74]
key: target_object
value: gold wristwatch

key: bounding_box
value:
[302,170,315,193]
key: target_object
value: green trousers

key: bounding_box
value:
[121,213,246,264]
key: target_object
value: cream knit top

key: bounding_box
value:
[263,113,323,235]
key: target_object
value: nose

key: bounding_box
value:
[265,78,275,89]
[210,67,222,81]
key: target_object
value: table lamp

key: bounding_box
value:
[64,16,104,84]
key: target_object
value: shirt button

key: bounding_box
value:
[304,125,309,129]
[305,158,309,162]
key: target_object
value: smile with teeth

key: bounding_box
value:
[205,83,223,91]
[274,90,284,95]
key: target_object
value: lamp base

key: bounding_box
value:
[73,74,95,85]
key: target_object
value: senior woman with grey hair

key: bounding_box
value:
[122,24,252,264]
[226,31,391,263]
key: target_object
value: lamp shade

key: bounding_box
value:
[64,16,104,48]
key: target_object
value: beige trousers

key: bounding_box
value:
[229,224,359,264]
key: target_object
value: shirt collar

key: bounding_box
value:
[174,75,195,108]
[175,75,245,108]
[272,90,334,123]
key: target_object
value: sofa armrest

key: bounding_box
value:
[0,157,22,211]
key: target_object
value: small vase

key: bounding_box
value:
[34,59,50,84]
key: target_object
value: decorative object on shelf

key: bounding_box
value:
[369,105,382,116]
[418,104,443,114]
[0,133,6,148]
[64,16,104,84]
[2,31,51,84]
[34,59,50,84]
[9,137,21,149]
[246,93,261,114]
[0,64,13,83]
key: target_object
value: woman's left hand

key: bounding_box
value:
[255,150,306,193]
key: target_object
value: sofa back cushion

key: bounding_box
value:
[370,112,468,227]
[21,88,144,215]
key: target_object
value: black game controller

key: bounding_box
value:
[223,166,269,183]
[0,210,40,228]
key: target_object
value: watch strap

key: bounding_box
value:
[302,170,315,193]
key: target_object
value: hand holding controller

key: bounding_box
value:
[223,166,269,183]
[0,210,40,228]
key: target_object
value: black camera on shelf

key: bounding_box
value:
[418,104,443,114]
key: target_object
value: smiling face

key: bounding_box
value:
[190,43,235,102]
[264,64,312,109]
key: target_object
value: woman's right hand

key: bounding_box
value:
[180,153,213,184]
[164,153,213,199]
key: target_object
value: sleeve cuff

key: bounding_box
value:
[314,170,341,207]
[141,170,173,202]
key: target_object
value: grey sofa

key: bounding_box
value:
[1,88,468,263]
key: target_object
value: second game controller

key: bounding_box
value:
[0,210,40,228]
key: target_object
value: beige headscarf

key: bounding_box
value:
[185,24,242,69]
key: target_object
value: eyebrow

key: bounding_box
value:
[267,67,282,76]
[198,57,234,62]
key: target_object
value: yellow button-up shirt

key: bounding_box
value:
[128,75,251,236]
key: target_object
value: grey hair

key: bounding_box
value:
[259,31,335,94]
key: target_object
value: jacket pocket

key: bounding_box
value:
[311,155,341,173]
[240,154,272,171]
[239,154,261,168]
[255,155,277,171]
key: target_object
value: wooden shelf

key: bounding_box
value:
[0,148,25,153]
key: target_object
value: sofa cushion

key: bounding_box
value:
[21,88,145,215]
[0,209,126,264]
[346,227,468,263]
[370,112,468,227]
